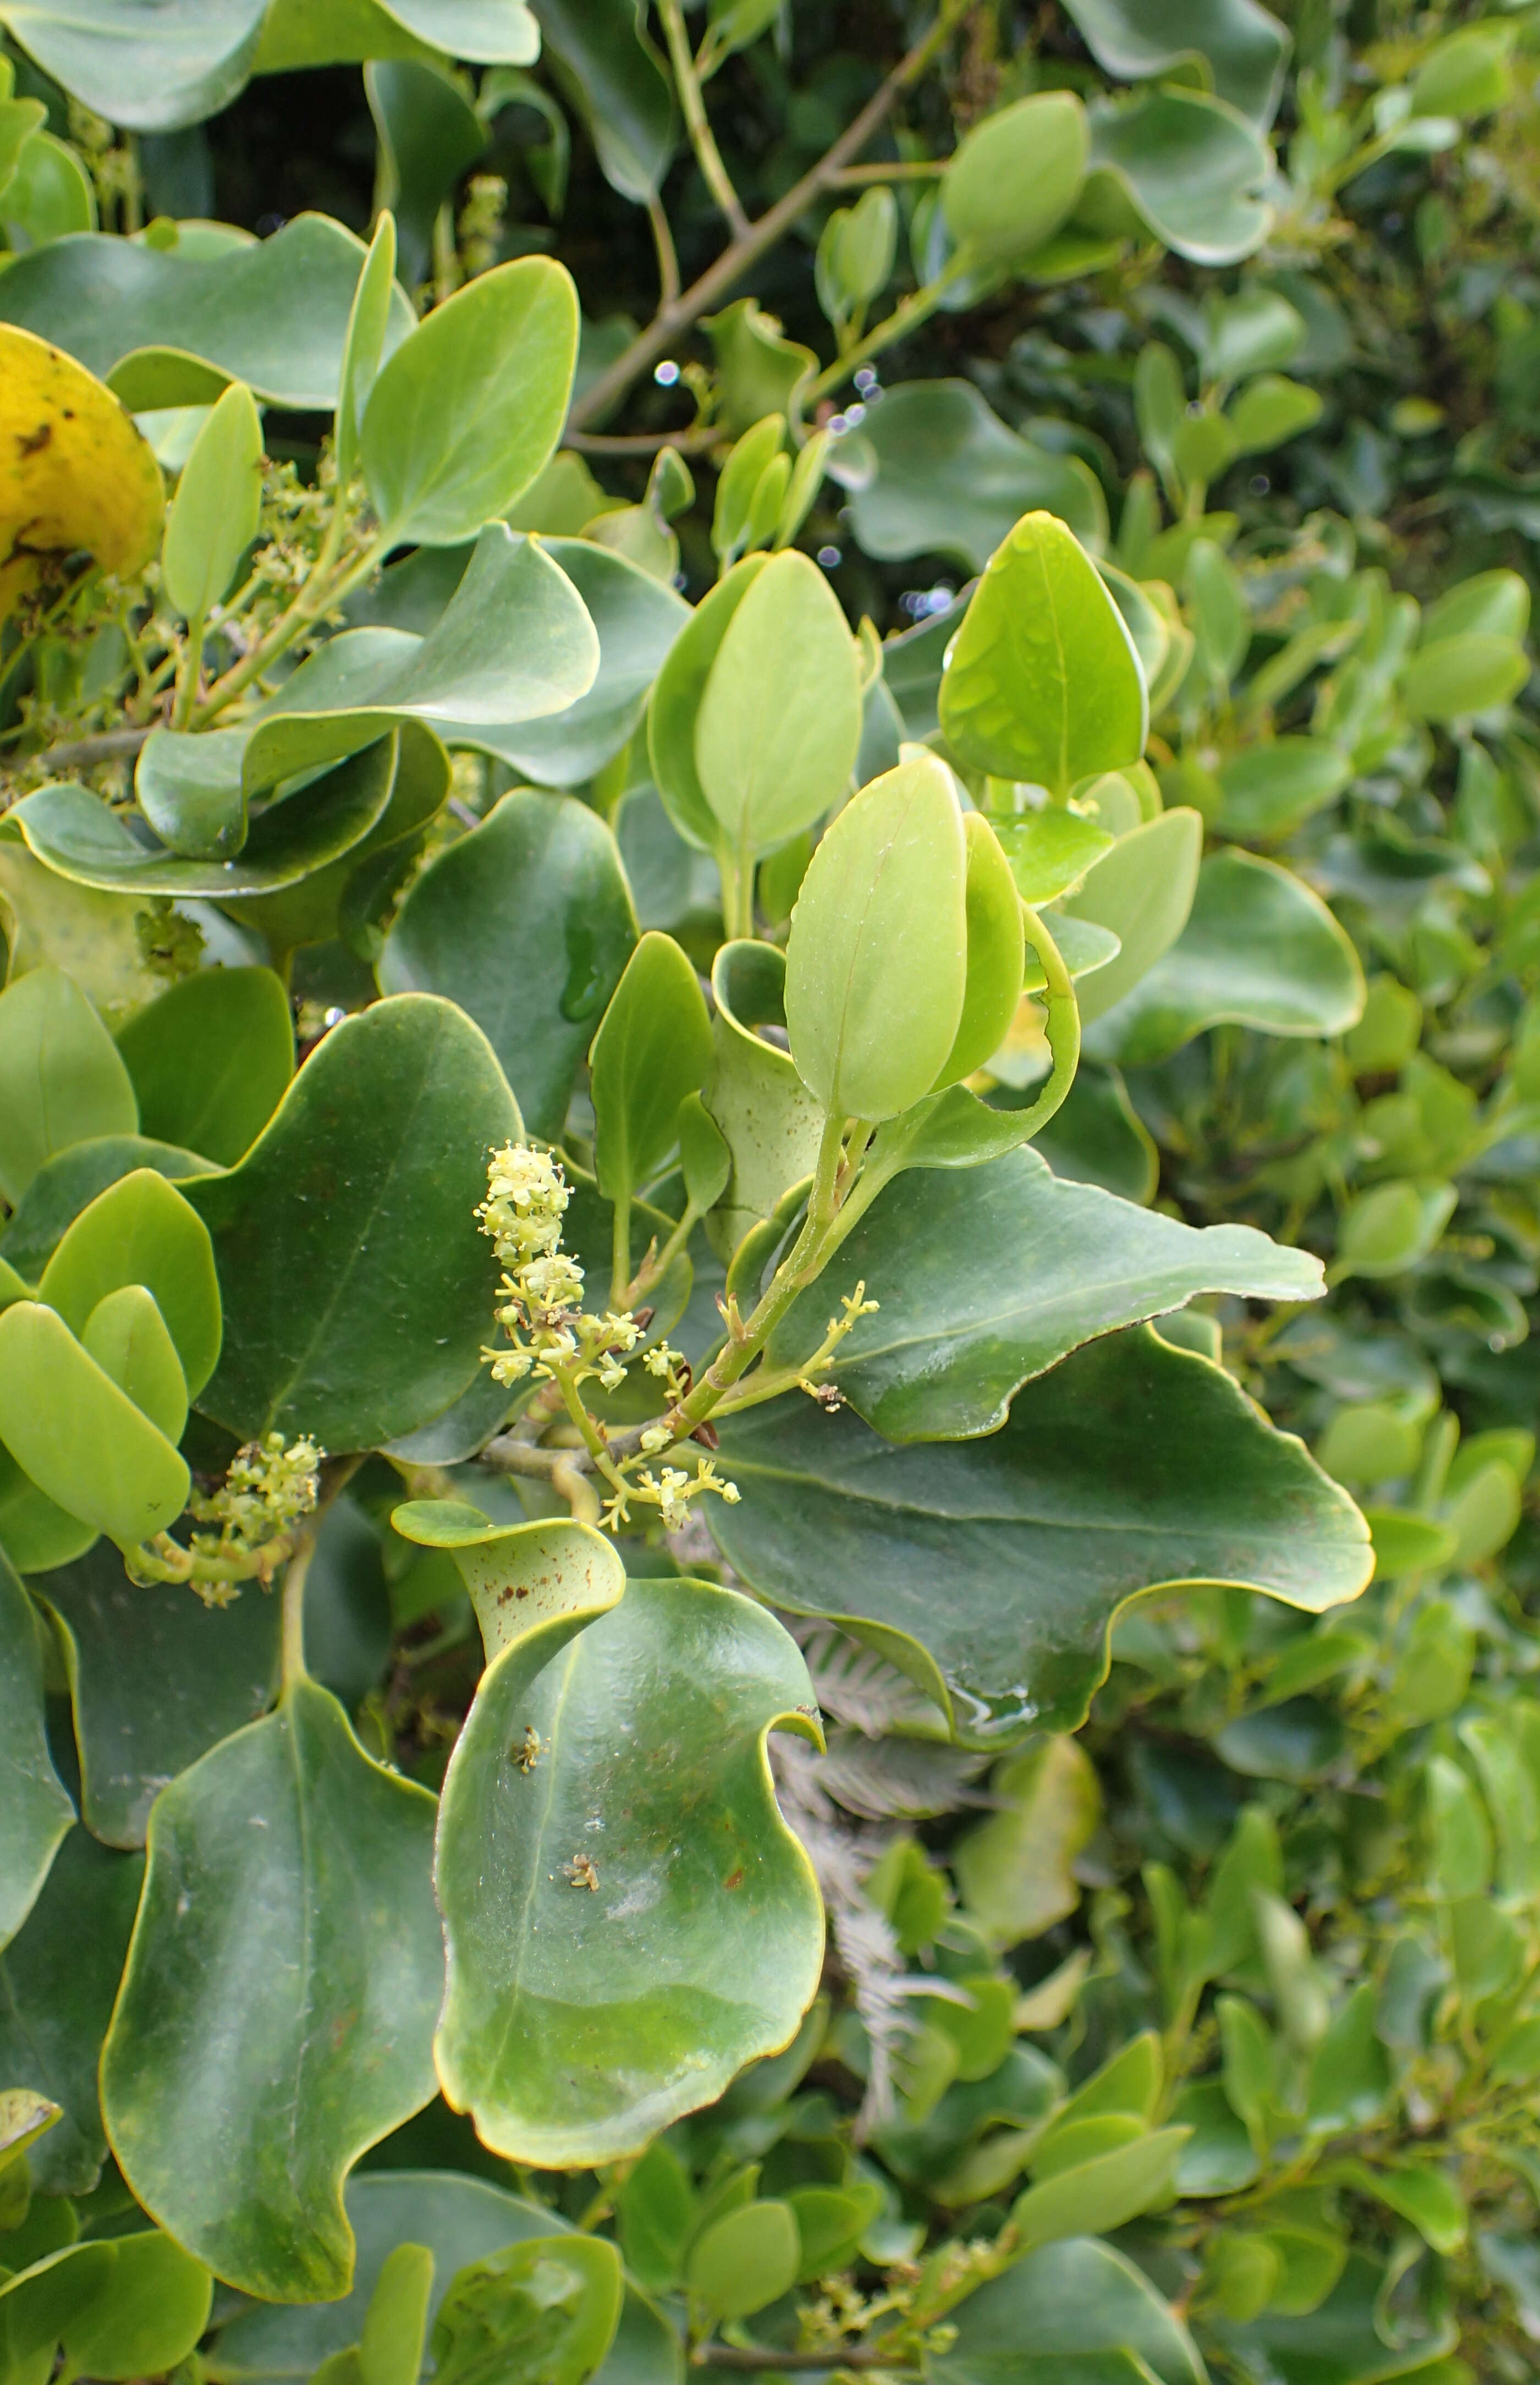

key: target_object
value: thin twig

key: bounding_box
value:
[566,4,964,433]
[6,724,152,776]
[658,0,751,238]
[565,424,719,457]
[648,191,683,308]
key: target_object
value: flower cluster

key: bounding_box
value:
[478,1143,641,1395]
[186,1432,323,1601]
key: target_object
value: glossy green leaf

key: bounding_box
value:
[647,555,771,851]
[1032,1062,1157,1202]
[0,1551,73,1947]
[80,1283,187,1442]
[0,0,265,131]
[213,2168,681,2385]
[0,214,415,407]
[435,1576,823,2164]
[591,932,714,1209]
[0,1135,213,1281]
[1084,850,1367,1065]
[0,1823,143,2194]
[943,93,1089,263]
[390,1505,626,1658]
[694,549,863,861]
[38,1166,219,1398]
[9,738,398,900]
[450,538,688,790]
[0,1301,189,1549]
[161,378,263,622]
[256,0,540,72]
[784,755,967,1122]
[134,726,249,861]
[939,512,1147,795]
[381,790,634,1141]
[994,807,1114,904]
[367,60,486,288]
[1,123,96,243]
[846,382,1107,573]
[1060,809,1203,1026]
[935,2236,1206,2385]
[535,0,676,204]
[1085,86,1273,267]
[37,1538,280,1849]
[45,2229,214,2379]
[1062,0,1290,126]
[245,531,599,790]
[1012,2126,1189,2250]
[186,994,519,1450]
[687,2201,799,2319]
[0,964,137,1206]
[1216,738,1351,842]
[703,939,824,1262]
[714,1326,1372,1740]
[431,2235,622,2385]
[101,1677,442,2303]
[116,966,294,1166]
[362,257,578,546]
[770,1143,1321,1440]
[1222,2250,1458,2383]
[935,813,1027,1089]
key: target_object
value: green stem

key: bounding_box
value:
[192,531,392,724]
[610,1192,633,1310]
[804,258,972,408]
[658,0,751,237]
[1008,905,1081,1139]
[169,612,206,732]
[279,1534,315,1692]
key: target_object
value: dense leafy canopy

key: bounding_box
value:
[1,2,1540,2379]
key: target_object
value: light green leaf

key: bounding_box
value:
[431,2235,622,2385]
[0,1550,73,1948]
[334,212,399,498]
[784,755,967,1123]
[115,966,293,1166]
[695,549,863,861]
[703,940,824,1262]
[846,382,1107,574]
[994,808,1114,905]
[101,1678,442,2304]
[134,726,249,861]
[1225,373,1322,454]
[45,2229,213,2381]
[256,0,540,72]
[1334,1180,1455,1281]
[0,213,415,408]
[391,1506,626,1658]
[161,378,263,623]
[434,1576,824,2164]
[1,123,96,243]
[648,554,771,851]
[934,2237,1206,2385]
[381,790,635,1142]
[1062,0,1289,126]
[1084,850,1366,1065]
[362,256,578,546]
[0,1823,143,2194]
[714,1326,1372,1740]
[9,738,399,901]
[0,964,137,1206]
[1401,632,1529,722]
[937,812,1028,1089]
[942,92,1089,263]
[1011,2128,1190,2251]
[0,1300,189,1549]
[185,994,519,1450]
[1085,86,1273,267]
[940,511,1147,795]
[81,1283,187,1442]
[590,932,714,1209]
[687,2202,799,2320]
[37,1538,280,1848]
[1060,809,1202,1026]
[38,1167,219,1398]
[769,1142,1321,1441]
[954,1736,1099,1947]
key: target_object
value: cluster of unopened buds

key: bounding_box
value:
[178,1431,324,1603]
[477,1144,742,1535]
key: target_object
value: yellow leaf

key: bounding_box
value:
[0,322,163,621]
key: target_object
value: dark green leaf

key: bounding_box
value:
[116,967,294,1167]
[845,382,1107,573]
[935,2236,1206,2385]
[101,1678,442,2302]
[1062,0,1290,127]
[0,214,415,407]
[0,1551,73,1946]
[430,2234,622,2385]
[534,0,675,203]
[186,994,519,1451]
[770,1143,1321,1441]
[1085,86,1272,267]
[380,789,636,1143]
[0,1823,143,2194]
[37,1538,280,1849]
[366,59,487,288]
[713,1327,1371,1740]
